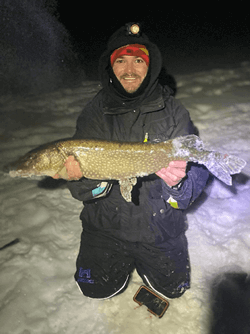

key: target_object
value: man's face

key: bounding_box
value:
[112,55,148,93]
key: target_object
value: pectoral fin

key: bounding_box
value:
[119,177,137,202]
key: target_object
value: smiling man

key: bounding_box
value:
[66,23,209,302]
[111,44,149,93]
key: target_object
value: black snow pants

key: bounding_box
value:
[74,229,190,299]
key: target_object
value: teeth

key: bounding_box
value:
[124,77,136,80]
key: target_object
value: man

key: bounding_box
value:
[64,23,209,300]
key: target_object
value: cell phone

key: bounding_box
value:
[133,285,169,318]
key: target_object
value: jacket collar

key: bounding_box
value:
[102,84,167,115]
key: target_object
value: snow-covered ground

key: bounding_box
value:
[0,62,250,334]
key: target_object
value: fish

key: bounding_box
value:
[6,135,246,202]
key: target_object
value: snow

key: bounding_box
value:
[1,61,250,333]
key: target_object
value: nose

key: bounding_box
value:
[125,60,134,74]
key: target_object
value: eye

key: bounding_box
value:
[135,58,145,64]
[115,58,124,63]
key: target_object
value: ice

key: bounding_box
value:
[0,62,250,333]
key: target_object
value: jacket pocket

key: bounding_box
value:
[148,197,185,240]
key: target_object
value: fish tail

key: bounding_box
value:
[172,135,246,185]
[203,152,246,185]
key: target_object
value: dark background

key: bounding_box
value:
[56,2,250,78]
[1,0,249,95]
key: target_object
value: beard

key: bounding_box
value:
[119,73,145,93]
[109,66,150,98]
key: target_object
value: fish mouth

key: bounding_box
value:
[9,170,45,180]
[9,169,54,179]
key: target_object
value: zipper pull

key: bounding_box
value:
[143,132,149,143]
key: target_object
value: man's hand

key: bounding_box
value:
[53,156,83,180]
[156,161,187,187]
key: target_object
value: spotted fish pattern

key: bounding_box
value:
[7,135,246,202]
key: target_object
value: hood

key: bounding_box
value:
[99,23,163,107]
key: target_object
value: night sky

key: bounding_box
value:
[56,2,250,78]
[1,0,249,95]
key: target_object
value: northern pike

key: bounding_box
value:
[6,135,246,202]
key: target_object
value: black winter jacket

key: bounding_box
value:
[68,24,209,243]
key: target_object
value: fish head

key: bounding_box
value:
[8,144,65,178]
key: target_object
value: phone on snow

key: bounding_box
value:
[133,285,169,318]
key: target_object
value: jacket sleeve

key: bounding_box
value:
[73,92,107,140]
[170,97,198,137]
[161,163,209,210]
[68,91,113,201]
[160,95,209,209]
[67,178,112,202]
